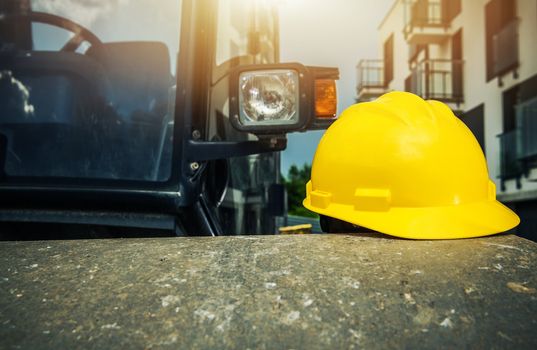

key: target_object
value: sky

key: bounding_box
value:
[278,0,393,175]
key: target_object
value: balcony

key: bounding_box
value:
[403,0,460,45]
[492,19,519,81]
[356,59,387,102]
[407,58,464,104]
[498,130,523,189]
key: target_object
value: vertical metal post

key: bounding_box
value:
[0,133,6,179]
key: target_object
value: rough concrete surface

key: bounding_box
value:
[0,233,536,349]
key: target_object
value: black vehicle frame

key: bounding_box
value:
[0,0,334,237]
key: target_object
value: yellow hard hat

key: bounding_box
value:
[303,91,520,239]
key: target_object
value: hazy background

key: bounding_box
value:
[278,0,393,175]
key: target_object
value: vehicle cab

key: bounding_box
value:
[0,0,338,238]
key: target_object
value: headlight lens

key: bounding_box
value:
[239,70,299,126]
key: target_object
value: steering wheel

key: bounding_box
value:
[0,11,103,52]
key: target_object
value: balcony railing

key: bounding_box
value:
[403,0,460,42]
[356,59,386,101]
[498,130,523,183]
[356,59,384,90]
[492,19,519,78]
[406,0,444,28]
[408,59,464,103]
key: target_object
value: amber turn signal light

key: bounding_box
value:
[314,79,337,118]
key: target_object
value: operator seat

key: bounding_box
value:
[86,41,173,120]
[86,41,175,180]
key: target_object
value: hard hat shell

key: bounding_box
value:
[303,91,520,239]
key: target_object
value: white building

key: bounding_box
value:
[356,0,537,239]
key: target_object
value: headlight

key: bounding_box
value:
[239,70,299,126]
[229,63,338,135]
[230,63,310,134]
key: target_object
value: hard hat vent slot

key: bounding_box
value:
[310,190,332,209]
[354,188,391,211]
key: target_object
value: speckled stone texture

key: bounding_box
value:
[0,233,536,349]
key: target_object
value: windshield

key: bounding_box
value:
[0,0,182,181]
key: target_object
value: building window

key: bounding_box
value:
[503,85,519,133]
[443,0,462,23]
[498,74,537,185]
[498,88,523,183]
[459,104,485,154]
[451,29,463,101]
[507,74,537,163]
[408,44,427,64]
[517,97,537,161]
[404,0,460,32]
[405,74,412,92]
[485,0,518,81]
[383,34,394,87]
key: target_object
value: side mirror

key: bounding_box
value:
[229,63,339,136]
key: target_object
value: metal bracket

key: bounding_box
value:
[186,138,287,162]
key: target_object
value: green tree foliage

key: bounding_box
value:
[282,163,318,218]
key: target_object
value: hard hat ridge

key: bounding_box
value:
[375,91,441,126]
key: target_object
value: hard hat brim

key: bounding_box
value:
[303,197,520,240]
